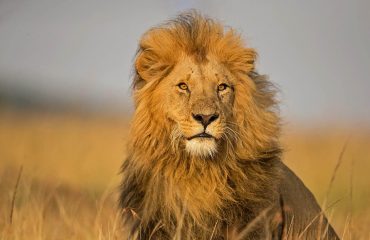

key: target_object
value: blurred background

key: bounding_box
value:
[0,0,369,239]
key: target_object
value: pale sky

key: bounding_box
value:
[0,0,369,124]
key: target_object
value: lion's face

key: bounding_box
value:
[131,15,279,162]
[155,56,236,157]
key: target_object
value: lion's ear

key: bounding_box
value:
[225,47,256,74]
[135,50,158,81]
[216,31,257,74]
[135,48,173,87]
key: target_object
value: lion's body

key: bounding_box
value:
[119,11,339,239]
[277,161,339,239]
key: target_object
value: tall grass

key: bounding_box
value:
[0,109,369,239]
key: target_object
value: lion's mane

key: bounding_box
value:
[120,11,281,239]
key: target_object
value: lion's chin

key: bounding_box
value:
[185,138,217,158]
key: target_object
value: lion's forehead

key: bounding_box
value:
[175,57,231,89]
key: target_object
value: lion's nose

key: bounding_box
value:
[192,113,219,128]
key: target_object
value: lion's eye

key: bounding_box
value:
[217,83,228,91]
[177,82,188,91]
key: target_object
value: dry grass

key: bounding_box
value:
[0,108,369,239]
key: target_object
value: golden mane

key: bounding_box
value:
[120,11,281,239]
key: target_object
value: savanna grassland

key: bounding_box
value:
[0,108,369,239]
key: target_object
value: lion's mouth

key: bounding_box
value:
[187,132,214,140]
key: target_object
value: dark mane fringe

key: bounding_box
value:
[168,10,218,62]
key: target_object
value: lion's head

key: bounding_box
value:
[129,12,279,162]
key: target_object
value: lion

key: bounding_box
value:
[119,11,340,240]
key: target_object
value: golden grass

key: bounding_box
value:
[0,108,369,239]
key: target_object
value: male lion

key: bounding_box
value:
[119,11,339,240]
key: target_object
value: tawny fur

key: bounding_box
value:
[119,11,339,240]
